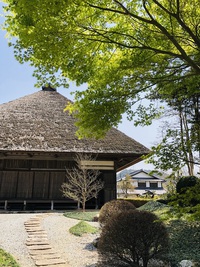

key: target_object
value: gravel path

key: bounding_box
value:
[0,212,99,267]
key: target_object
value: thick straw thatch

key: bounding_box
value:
[0,89,149,169]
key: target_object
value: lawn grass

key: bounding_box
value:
[63,210,99,221]
[0,248,20,267]
[69,220,99,236]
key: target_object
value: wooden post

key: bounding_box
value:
[23,200,26,211]
[4,200,7,210]
[51,200,54,210]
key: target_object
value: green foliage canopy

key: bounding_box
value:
[176,176,198,194]
[168,178,200,220]
[2,0,200,137]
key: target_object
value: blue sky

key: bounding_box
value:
[0,3,160,170]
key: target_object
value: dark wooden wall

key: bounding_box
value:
[0,170,67,199]
[0,158,116,210]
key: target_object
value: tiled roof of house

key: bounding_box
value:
[129,169,166,181]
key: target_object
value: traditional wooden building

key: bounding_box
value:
[0,87,149,210]
[117,169,166,197]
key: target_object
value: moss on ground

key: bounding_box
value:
[69,220,99,236]
[63,210,99,221]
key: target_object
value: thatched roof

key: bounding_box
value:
[0,88,149,169]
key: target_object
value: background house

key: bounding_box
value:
[0,86,149,210]
[117,169,166,197]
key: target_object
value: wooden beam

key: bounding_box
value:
[81,160,114,166]
[116,157,144,172]
[81,160,114,170]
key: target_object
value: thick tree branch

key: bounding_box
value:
[80,26,187,60]
[87,1,153,24]
[86,0,200,73]
[152,0,200,47]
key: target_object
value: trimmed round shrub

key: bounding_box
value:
[97,210,169,267]
[176,176,198,194]
[98,199,136,226]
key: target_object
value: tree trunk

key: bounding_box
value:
[179,109,194,175]
[82,201,86,212]
[142,259,148,267]
[95,198,98,209]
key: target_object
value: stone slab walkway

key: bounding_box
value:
[24,215,70,267]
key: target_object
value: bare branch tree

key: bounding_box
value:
[61,153,104,211]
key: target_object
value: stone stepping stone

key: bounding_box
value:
[27,238,48,241]
[27,240,48,244]
[27,234,48,238]
[26,227,43,231]
[27,235,48,238]
[29,249,57,255]
[25,218,40,223]
[28,244,52,250]
[26,224,41,227]
[27,221,41,224]
[26,229,44,233]
[25,225,41,228]
[26,229,43,232]
[28,235,47,240]
[26,238,49,242]
[27,230,47,234]
[26,230,44,233]
[26,241,50,246]
[25,219,40,222]
[35,258,66,266]
[28,238,48,240]
[35,216,47,219]
[25,216,69,267]
[31,254,61,260]
[25,227,41,229]
[25,222,40,225]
